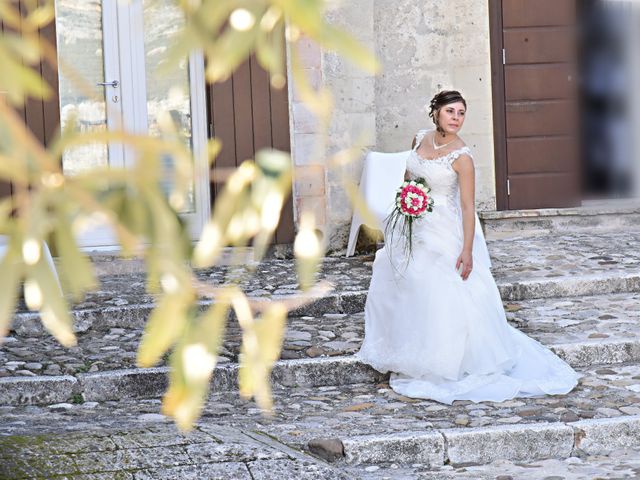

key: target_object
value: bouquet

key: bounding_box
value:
[385,177,434,256]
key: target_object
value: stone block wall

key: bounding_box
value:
[288,0,496,250]
[288,35,328,237]
[374,0,496,212]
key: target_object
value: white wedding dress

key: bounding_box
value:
[356,129,581,404]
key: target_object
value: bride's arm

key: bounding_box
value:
[453,154,475,280]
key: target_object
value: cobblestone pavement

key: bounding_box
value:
[358,448,640,479]
[507,291,640,344]
[12,256,373,314]
[9,230,640,316]
[2,362,640,445]
[0,423,351,480]
[3,292,639,377]
[3,420,640,480]
[489,230,640,283]
[2,360,640,478]
[225,363,640,447]
[4,230,640,477]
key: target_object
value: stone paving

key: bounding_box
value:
[2,362,640,448]
[11,256,372,315]
[3,229,640,477]
[3,291,640,377]
[249,364,640,447]
[0,423,351,480]
[2,360,640,477]
[489,230,640,286]
[9,230,640,316]
[358,448,640,479]
[3,422,640,480]
[3,423,640,480]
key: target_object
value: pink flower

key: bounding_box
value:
[394,180,433,219]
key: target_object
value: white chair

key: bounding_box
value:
[346,150,410,257]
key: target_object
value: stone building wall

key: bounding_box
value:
[373,0,496,212]
[288,0,495,251]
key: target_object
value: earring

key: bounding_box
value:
[436,113,445,136]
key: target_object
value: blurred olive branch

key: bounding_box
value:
[0,0,380,430]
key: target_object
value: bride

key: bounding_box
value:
[356,90,581,404]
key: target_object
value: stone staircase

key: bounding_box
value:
[2,226,640,478]
[478,203,640,240]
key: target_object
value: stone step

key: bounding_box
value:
[3,291,640,405]
[505,292,640,366]
[0,423,352,480]
[0,357,383,406]
[2,361,640,475]
[388,447,640,479]
[2,420,640,480]
[11,230,640,334]
[11,271,640,337]
[2,336,639,407]
[298,363,640,467]
[479,203,640,240]
[4,291,640,381]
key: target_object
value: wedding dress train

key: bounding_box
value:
[355,129,581,404]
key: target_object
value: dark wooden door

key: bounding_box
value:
[491,0,580,210]
[206,54,295,244]
[0,1,60,199]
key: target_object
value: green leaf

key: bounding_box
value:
[344,181,381,231]
[0,154,28,183]
[137,292,192,368]
[120,190,151,237]
[254,303,287,363]
[53,209,97,302]
[0,197,14,227]
[161,297,229,431]
[164,335,210,431]
[193,161,256,267]
[238,302,287,410]
[294,211,322,291]
[0,237,23,338]
[255,19,285,81]
[0,41,51,101]
[198,298,230,355]
[25,4,55,28]
[318,25,380,74]
[26,253,76,347]
[3,33,42,64]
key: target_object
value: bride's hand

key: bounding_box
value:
[455,250,473,281]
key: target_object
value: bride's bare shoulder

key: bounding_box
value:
[450,134,468,150]
[410,128,434,149]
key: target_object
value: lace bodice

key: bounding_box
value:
[406,129,473,211]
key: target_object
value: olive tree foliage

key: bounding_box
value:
[0,0,379,429]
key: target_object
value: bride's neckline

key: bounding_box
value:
[413,145,469,163]
[414,130,468,162]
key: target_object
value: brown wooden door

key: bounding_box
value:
[206,54,295,244]
[0,1,61,199]
[491,0,580,210]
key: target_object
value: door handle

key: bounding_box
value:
[96,80,119,88]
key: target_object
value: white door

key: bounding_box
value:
[55,0,209,249]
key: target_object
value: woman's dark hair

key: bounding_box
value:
[428,90,467,135]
